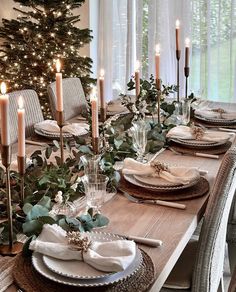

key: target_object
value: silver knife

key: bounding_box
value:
[123,192,186,210]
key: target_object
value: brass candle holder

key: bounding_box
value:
[184,67,190,99]
[176,50,181,102]
[100,107,107,123]
[17,156,26,204]
[92,137,99,155]
[156,78,162,124]
[56,110,65,165]
[0,145,22,255]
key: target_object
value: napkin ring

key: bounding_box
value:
[211,108,226,118]
[150,161,169,176]
[67,231,91,261]
[190,126,205,140]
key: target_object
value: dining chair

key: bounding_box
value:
[47,77,88,121]
[228,266,236,292]
[227,192,236,274]
[8,89,44,144]
[161,146,236,292]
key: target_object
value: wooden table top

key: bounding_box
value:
[4,101,236,291]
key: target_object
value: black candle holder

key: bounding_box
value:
[56,111,65,165]
[176,50,181,102]
[184,67,190,99]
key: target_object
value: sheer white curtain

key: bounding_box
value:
[97,0,143,100]
[95,0,236,102]
[147,0,191,97]
[190,0,236,102]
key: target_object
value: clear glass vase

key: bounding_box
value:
[80,154,101,176]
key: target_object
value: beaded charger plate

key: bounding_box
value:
[170,138,228,148]
[31,232,142,287]
[119,174,209,201]
[13,250,154,292]
[194,114,236,125]
[169,140,232,155]
[124,174,199,191]
[42,232,140,280]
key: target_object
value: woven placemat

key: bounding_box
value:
[119,175,209,201]
[169,140,232,155]
[0,256,15,291]
[13,249,154,292]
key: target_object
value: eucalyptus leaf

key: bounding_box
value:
[23,203,33,215]
[37,196,51,209]
[26,205,49,221]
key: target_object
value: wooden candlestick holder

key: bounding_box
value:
[56,111,65,165]
[17,156,26,204]
[92,137,99,155]
[176,50,181,103]
[100,107,107,123]
[184,67,190,99]
[0,145,22,255]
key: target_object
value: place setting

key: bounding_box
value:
[166,124,234,156]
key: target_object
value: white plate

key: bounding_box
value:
[171,138,227,148]
[134,175,181,187]
[124,174,199,191]
[32,232,142,287]
[35,128,73,138]
[42,232,130,280]
[195,114,236,125]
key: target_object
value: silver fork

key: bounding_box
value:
[123,192,186,210]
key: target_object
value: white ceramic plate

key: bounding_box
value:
[134,175,180,187]
[35,128,73,138]
[42,232,130,280]
[32,232,142,287]
[124,174,199,191]
[170,138,227,148]
[194,114,236,125]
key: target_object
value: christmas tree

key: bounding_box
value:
[0,0,93,118]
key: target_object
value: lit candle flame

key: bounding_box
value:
[1,82,7,95]
[155,44,160,55]
[185,38,190,47]
[135,60,140,72]
[100,69,105,78]
[56,59,61,73]
[176,19,180,29]
[18,96,24,109]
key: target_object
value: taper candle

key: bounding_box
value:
[0,82,10,146]
[99,69,105,110]
[175,19,180,52]
[185,38,190,68]
[90,87,99,138]
[56,59,63,112]
[17,96,25,157]
[155,44,160,81]
[135,60,140,97]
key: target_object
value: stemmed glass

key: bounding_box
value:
[81,174,109,213]
[130,119,148,162]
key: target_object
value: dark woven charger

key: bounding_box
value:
[169,140,232,155]
[13,250,154,292]
[119,175,209,201]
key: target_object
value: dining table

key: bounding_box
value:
[2,100,236,292]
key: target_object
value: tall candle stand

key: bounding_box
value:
[184,67,190,99]
[100,108,107,123]
[56,111,65,165]
[0,146,22,255]
[176,50,181,102]
[17,156,26,204]
[156,78,162,124]
[92,137,99,155]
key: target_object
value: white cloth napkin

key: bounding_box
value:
[30,224,136,272]
[107,99,127,113]
[195,107,236,120]
[166,125,231,143]
[34,120,89,136]
[122,158,201,185]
